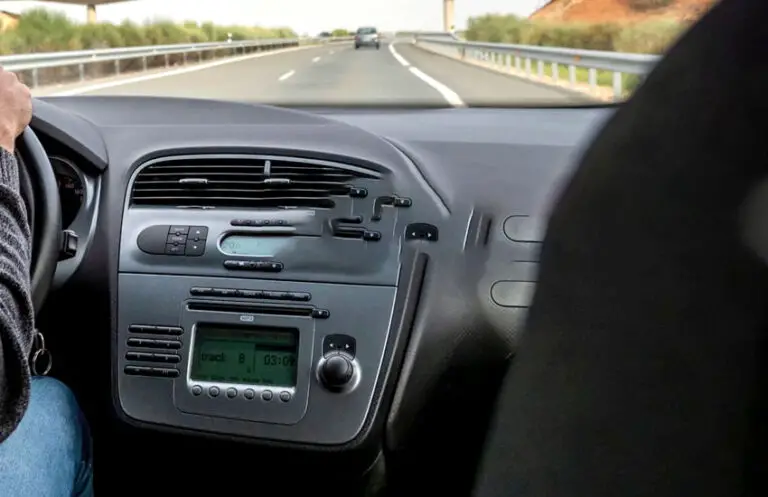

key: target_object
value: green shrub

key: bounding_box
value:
[465,13,687,54]
[0,8,297,55]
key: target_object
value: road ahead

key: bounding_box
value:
[36,42,591,106]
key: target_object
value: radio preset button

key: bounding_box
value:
[124,365,152,376]
[261,390,273,401]
[244,389,255,400]
[129,324,156,333]
[208,386,220,397]
[279,391,292,402]
[226,387,238,399]
[153,367,180,378]
[192,385,203,396]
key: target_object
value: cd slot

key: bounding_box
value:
[187,300,329,319]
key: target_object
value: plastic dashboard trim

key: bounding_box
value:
[111,248,428,452]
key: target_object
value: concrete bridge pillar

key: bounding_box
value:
[443,0,455,32]
[87,4,96,23]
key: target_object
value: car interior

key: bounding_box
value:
[15,0,766,494]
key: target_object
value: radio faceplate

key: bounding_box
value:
[116,273,397,445]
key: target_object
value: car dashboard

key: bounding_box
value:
[32,96,613,492]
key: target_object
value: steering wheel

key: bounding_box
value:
[16,127,61,314]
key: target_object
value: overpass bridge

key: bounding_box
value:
[37,0,131,23]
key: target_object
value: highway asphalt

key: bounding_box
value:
[35,41,592,106]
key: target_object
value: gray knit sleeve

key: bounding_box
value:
[0,147,35,442]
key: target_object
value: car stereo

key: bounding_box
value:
[117,273,398,445]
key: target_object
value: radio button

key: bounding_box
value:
[208,386,220,397]
[153,367,180,378]
[167,234,186,245]
[261,390,273,401]
[287,292,311,301]
[189,226,208,241]
[192,385,203,396]
[185,241,205,256]
[312,309,330,319]
[124,365,152,376]
[165,244,184,255]
[125,351,153,361]
[226,388,238,399]
[154,326,184,336]
[154,353,181,363]
[279,391,292,402]
[129,324,156,333]
[244,389,256,400]
[155,339,182,350]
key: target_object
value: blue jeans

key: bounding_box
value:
[0,377,93,496]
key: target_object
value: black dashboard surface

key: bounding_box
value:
[33,96,613,492]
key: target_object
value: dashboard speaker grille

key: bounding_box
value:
[130,156,380,209]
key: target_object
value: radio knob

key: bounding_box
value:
[319,354,354,390]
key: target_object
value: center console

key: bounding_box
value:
[116,153,426,446]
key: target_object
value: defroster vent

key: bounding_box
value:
[130,155,380,209]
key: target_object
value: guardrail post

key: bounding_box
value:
[31,69,39,88]
[552,62,559,83]
[114,59,120,75]
[78,64,85,82]
[612,72,622,100]
[515,55,521,71]
[525,58,531,76]
[164,54,169,68]
[505,54,511,72]
[569,65,576,86]
[182,52,187,65]
[142,56,147,71]
[588,68,597,88]
[537,60,544,78]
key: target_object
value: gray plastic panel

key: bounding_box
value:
[117,273,397,445]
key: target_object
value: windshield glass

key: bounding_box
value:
[0,0,720,107]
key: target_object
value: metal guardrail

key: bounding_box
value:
[413,33,661,100]
[0,37,352,87]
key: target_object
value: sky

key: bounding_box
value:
[0,0,548,34]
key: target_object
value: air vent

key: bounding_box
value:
[130,156,380,209]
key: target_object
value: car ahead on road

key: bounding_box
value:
[354,27,380,49]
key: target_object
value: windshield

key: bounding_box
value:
[0,0,720,107]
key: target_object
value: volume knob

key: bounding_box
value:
[319,354,354,390]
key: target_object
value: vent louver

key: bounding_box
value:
[130,156,380,209]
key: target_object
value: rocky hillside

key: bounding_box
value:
[531,0,719,23]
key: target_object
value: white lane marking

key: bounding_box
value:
[388,43,410,67]
[409,67,465,107]
[278,70,295,81]
[312,56,321,62]
[389,43,465,107]
[48,45,318,97]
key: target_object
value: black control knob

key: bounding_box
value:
[319,354,354,390]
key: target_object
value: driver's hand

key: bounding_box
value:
[0,67,32,154]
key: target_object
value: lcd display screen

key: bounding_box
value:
[219,235,290,257]
[189,325,298,387]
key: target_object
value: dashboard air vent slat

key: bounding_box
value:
[130,156,380,209]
